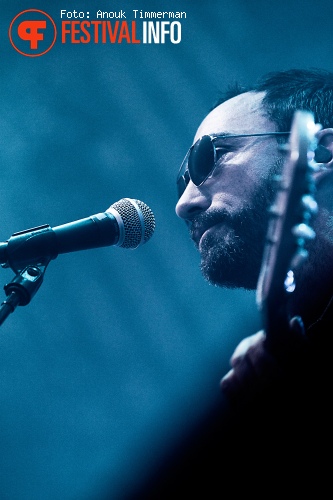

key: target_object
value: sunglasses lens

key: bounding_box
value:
[188,135,215,186]
[177,148,191,198]
[177,170,189,199]
[176,135,215,199]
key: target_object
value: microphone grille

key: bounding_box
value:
[109,198,155,249]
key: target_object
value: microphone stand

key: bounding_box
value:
[0,262,49,326]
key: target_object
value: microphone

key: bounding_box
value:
[0,198,155,273]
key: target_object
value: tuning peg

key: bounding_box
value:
[301,194,318,215]
[308,159,326,172]
[292,223,316,241]
[289,248,309,271]
[284,270,296,293]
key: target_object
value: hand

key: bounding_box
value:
[220,316,306,406]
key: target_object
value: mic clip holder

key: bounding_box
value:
[0,260,50,327]
[0,225,55,326]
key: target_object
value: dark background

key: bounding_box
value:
[0,1,332,498]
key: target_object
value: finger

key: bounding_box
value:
[230,331,265,366]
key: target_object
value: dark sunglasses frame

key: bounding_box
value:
[176,131,290,198]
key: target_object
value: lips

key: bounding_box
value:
[189,212,228,247]
[191,221,220,247]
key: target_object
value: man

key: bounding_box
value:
[139,69,333,497]
[177,68,333,489]
[176,68,333,393]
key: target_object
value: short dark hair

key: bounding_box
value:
[214,69,333,132]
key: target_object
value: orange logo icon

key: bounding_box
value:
[9,9,57,57]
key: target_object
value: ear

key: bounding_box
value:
[313,128,333,184]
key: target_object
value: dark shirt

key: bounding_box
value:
[133,300,332,498]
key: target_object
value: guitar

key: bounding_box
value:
[256,110,319,357]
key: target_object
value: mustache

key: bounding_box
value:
[188,209,232,244]
[188,203,265,247]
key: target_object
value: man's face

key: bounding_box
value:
[175,91,284,290]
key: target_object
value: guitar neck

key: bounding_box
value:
[256,110,318,356]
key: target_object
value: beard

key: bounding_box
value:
[189,161,282,290]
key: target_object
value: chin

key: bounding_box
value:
[199,232,261,290]
[193,197,272,291]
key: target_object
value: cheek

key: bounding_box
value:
[207,146,281,211]
[210,165,265,210]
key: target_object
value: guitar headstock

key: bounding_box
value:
[256,110,320,340]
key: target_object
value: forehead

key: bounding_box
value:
[194,91,274,141]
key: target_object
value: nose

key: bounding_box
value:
[175,182,211,220]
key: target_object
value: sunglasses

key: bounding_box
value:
[176,132,290,198]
